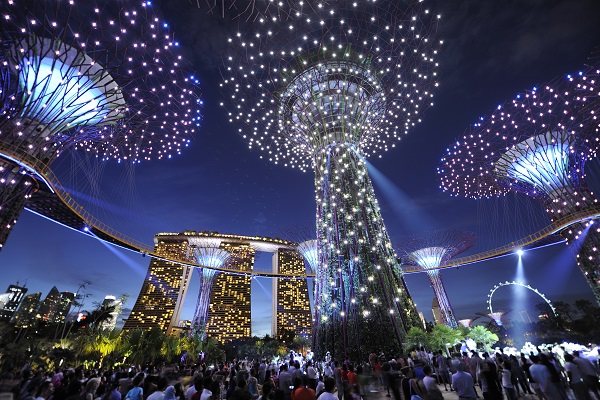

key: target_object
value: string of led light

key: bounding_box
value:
[438,63,600,302]
[487,281,557,317]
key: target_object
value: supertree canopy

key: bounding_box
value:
[438,63,600,303]
[0,0,201,248]
[297,239,318,274]
[398,229,475,328]
[221,0,441,358]
[188,241,232,337]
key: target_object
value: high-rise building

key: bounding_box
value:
[12,292,41,328]
[100,295,122,330]
[123,233,193,333]
[272,249,312,340]
[55,292,75,324]
[126,231,306,339]
[0,284,28,321]
[206,242,254,343]
[37,286,61,322]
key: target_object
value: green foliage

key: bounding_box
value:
[428,324,463,354]
[405,327,429,350]
[466,326,498,352]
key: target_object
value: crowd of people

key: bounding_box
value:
[3,347,600,400]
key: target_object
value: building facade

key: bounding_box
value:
[272,249,312,340]
[37,286,61,322]
[125,231,310,341]
[123,233,193,333]
[0,284,28,321]
[206,242,254,342]
[12,292,41,328]
[100,295,123,330]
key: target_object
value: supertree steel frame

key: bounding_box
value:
[398,229,475,328]
[297,240,318,275]
[438,63,600,303]
[0,0,200,249]
[188,240,232,337]
[221,0,441,358]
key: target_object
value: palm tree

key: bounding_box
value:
[428,325,463,356]
[405,326,429,351]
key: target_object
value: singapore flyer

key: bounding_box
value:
[487,281,557,317]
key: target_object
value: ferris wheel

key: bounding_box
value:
[487,281,557,316]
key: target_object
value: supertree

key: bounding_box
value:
[221,0,442,358]
[438,62,600,303]
[297,239,318,274]
[487,312,504,327]
[188,239,232,337]
[398,229,475,329]
[0,0,200,249]
[457,319,472,328]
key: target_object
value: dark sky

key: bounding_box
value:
[1,0,600,336]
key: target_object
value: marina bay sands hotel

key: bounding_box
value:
[123,231,312,342]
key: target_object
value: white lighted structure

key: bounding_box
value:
[188,239,232,336]
[439,64,600,303]
[399,229,476,329]
[100,295,123,331]
[487,281,557,317]
[487,312,505,327]
[297,240,318,274]
[221,0,442,359]
[0,0,200,249]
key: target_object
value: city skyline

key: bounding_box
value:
[0,0,599,338]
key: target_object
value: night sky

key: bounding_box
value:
[2,0,600,337]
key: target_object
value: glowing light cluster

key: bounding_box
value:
[438,67,600,201]
[1,0,201,163]
[221,0,442,171]
[221,0,441,359]
[398,229,476,328]
[0,0,201,249]
[487,280,557,317]
[438,63,600,302]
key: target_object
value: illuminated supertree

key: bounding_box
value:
[0,0,200,249]
[457,319,472,328]
[298,239,318,274]
[438,63,600,303]
[188,240,232,337]
[221,0,441,358]
[487,312,504,327]
[398,229,475,329]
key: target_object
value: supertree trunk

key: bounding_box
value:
[425,270,458,328]
[191,269,219,338]
[0,159,37,249]
[312,144,419,360]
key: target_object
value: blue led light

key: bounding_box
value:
[20,56,112,128]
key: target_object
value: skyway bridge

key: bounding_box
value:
[6,143,600,279]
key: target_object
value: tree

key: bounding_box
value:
[467,326,498,352]
[428,325,463,355]
[405,327,429,351]
[292,336,311,354]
